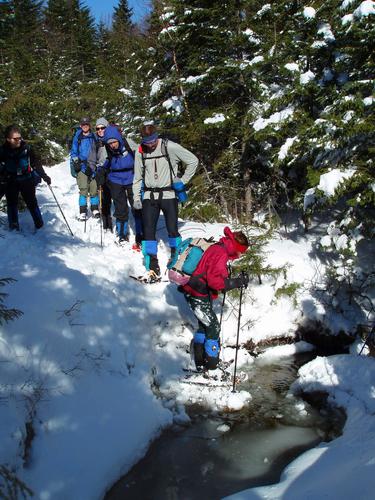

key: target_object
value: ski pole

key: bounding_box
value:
[48,185,74,237]
[232,284,244,393]
[99,187,103,249]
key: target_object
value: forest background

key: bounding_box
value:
[0,0,374,328]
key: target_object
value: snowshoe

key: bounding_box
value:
[130,270,162,284]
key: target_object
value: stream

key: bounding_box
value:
[105,351,345,500]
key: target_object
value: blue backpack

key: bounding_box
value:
[168,237,216,285]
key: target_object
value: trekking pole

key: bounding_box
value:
[48,185,74,237]
[99,187,103,249]
[358,325,375,355]
[232,284,244,393]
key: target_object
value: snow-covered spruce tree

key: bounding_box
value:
[139,0,264,221]
[0,0,47,132]
[266,0,375,327]
[43,0,98,132]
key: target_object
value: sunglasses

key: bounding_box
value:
[96,126,106,131]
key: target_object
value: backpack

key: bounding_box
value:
[168,237,216,286]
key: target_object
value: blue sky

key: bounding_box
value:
[85,0,151,24]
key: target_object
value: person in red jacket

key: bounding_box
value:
[181,226,249,371]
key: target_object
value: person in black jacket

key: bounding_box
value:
[0,125,51,231]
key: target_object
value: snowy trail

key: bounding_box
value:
[1,159,374,500]
[1,160,250,499]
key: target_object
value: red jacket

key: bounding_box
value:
[182,227,241,298]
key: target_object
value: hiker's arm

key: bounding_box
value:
[30,147,51,184]
[171,143,198,185]
[70,135,79,160]
[132,153,143,202]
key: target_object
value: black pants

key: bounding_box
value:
[6,177,43,229]
[100,183,112,217]
[108,181,133,222]
[142,197,179,240]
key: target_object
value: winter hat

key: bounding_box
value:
[223,226,249,254]
[96,117,109,128]
[80,117,91,125]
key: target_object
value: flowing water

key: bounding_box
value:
[105,352,345,500]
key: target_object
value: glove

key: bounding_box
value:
[96,169,106,186]
[43,175,52,185]
[72,158,81,173]
[173,177,188,203]
[84,166,93,178]
[133,199,142,210]
[224,272,249,291]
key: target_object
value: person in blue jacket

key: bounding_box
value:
[70,117,99,220]
[96,125,142,246]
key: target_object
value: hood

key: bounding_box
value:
[103,126,124,149]
[219,226,248,260]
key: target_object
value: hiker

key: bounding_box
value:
[96,125,142,247]
[87,117,112,231]
[181,227,249,371]
[132,123,199,282]
[0,125,51,231]
[70,117,99,221]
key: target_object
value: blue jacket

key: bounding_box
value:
[102,126,134,186]
[70,129,96,174]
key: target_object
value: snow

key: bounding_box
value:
[341,0,356,8]
[278,136,297,160]
[363,96,374,105]
[249,55,264,65]
[253,106,294,131]
[354,0,375,18]
[284,62,299,72]
[185,74,207,84]
[317,22,336,43]
[117,87,133,97]
[256,4,271,16]
[0,161,374,499]
[303,7,316,19]
[318,168,356,196]
[304,168,356,209]
[300,70,315,85]
[150,79,163,96]
[162,96,184,114]
[243,28,261,44]
[204,113,227,124]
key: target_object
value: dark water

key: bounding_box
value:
[105,352,345,500]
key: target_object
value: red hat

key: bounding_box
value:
[223,227,249,254]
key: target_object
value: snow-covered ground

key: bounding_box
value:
[0,160,374,499]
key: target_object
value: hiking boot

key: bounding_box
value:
[204,339,220,370]
[150,255,160,276]
[78,212,87,221]
[79,206,88,220]
[191,332,206,370]
[147,270,161,283]
[92,209,100,219]
[167,247,178,269]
